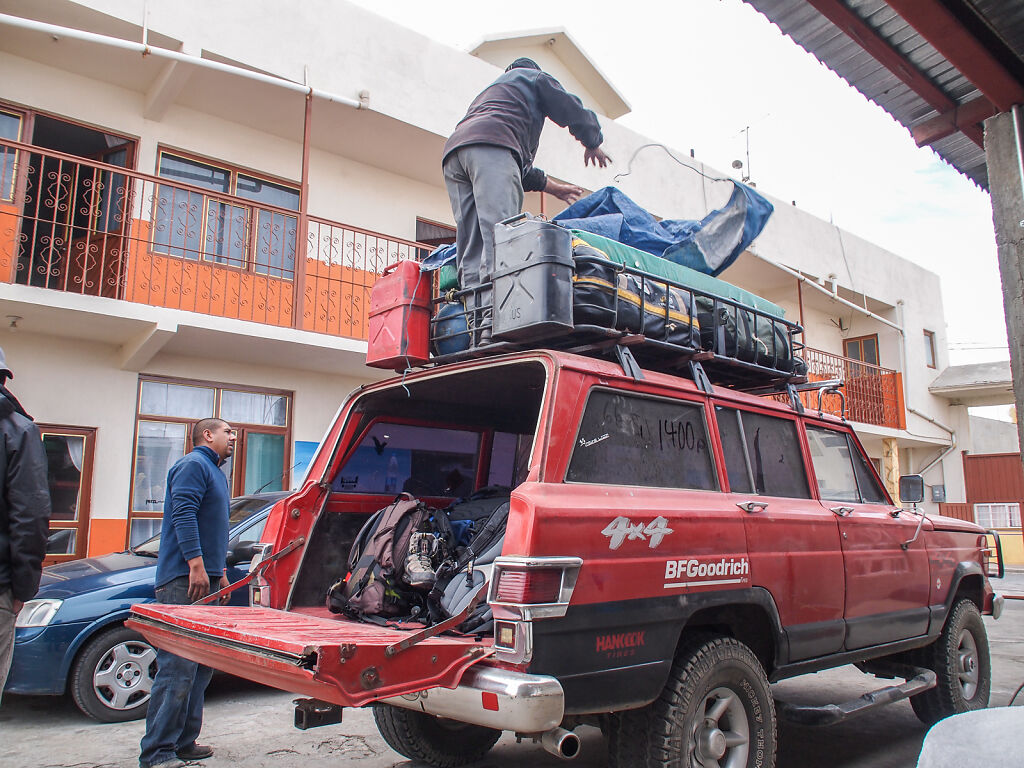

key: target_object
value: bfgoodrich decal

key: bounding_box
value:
[664,557,749,589]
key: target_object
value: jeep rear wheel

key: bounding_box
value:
[647,636,776,768]
[910,599,991,725]
[372,703,501,768]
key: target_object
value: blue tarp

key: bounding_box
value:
[420,242,457,272]
[553,183,773,276]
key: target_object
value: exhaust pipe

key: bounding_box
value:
[540,727,581,760]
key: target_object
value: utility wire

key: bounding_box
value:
[613,143,731,185]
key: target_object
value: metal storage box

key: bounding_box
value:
[491,217,574,341]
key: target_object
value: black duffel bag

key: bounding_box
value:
[572,238,699,349]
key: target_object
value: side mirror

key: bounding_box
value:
[225,543,258,567]
[899,474,925,504]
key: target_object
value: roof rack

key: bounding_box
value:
[428,255,808,394]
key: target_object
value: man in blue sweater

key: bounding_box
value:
[443,57,611,342]
[139,418,235,768]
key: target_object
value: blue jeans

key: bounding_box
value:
[139,577,214,768]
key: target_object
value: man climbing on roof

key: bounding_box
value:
[442,57,611,342]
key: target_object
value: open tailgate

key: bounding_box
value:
[127,605,493,708]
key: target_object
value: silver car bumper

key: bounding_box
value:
[379,664,564,733]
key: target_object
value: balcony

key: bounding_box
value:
[783,347,906,430]
[0,140,909,432]
[0,139,428,341]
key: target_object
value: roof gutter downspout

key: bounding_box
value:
[0,13,365,110]
[895,302,957,479]
[748,251,903,332]
[753,250,957,477]
[909,409,957,477]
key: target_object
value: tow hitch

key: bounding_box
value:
[294,698,344,730]
[775,663,936,726]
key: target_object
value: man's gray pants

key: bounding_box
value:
[0,588,16,704]
[443,145,524,337]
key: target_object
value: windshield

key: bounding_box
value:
[131,496,276,556]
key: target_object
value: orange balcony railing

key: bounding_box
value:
[0,138,429,341]
[781,346,905,429]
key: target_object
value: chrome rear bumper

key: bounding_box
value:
[379,664,563,733]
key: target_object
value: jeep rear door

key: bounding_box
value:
[127,605,491,707]
[803,423,930,648]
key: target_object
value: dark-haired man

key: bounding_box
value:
[139,418,235,768]
[0,347,50,701]
[443,57,611,341]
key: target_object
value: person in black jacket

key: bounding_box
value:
[0,347,51,701]
[442,57,611,341]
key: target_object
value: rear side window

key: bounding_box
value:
[717,408,810,498]
[332,422,479,496]
[806,425,888,504]
[715,407,753,494]
[805,426,859,502]
[567,390,717,490]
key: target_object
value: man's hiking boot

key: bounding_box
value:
[405,532,437,590]
[176,744,214,761]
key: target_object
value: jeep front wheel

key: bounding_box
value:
[647,635,776,768]
[910,599,991,725]
[372,703,501,768]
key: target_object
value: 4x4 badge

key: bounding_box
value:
[602,516,674,550]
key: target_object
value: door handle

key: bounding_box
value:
[830,506,855,517]
[737,501,769,513]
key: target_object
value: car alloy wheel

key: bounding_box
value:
[93,637,157,710]
[71,625,159,722]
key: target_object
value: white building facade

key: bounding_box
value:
[0,0,998,560]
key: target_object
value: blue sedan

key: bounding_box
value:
[4,491,288,722]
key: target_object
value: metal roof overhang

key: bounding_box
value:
[742,0,1024,190]
[929,361,1016,406]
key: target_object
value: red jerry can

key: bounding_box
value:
[366,260,432,370]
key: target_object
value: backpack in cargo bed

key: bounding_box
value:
[326,488,511,634]
[326,493,432,621]
[429,486,511,633]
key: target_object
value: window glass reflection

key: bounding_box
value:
[133,421,187,512]
[42,433,84,522]
[221,390,288,426]
[244,432,285,493]
[140,381,216,418]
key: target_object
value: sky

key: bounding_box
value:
[348,0,1009,371]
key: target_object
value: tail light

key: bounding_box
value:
[249,543,274,607]
[496,568,563,604]
[488,556,582,620]
[488,557,581,666]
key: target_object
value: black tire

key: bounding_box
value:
[70,624,158,722]
[646,636,776,768]
[910,599,991,725]
[372,703,501,767]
